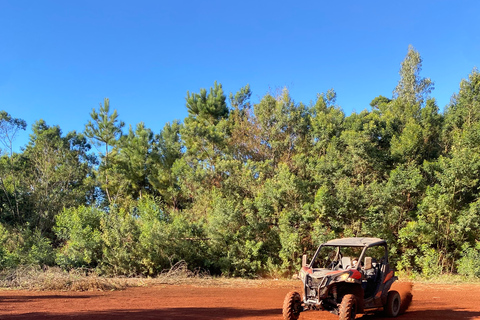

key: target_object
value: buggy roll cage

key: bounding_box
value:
[306,237,389,270]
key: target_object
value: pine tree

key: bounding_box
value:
[84,98,125,204]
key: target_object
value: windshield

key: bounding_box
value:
[310,245,364,270]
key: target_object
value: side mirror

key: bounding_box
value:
[302,254,307,267]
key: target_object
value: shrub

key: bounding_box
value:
[54,206,104,268]
[0,223,54,268]
[416,246,443,278]
[457,243,480,278]
[100,207,142,276]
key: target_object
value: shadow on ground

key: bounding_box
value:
[0,307,282,319]
[359,308,480,320]
[1,307,480,320]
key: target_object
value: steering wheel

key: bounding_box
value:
[329,260,339,270]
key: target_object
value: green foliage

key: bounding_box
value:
[135,197,171,274]
[135,196,207,275]
[9,120,95,233]
[54,206,104,268]
[457,242,480,278]
[0,223,54,268]
[109,123,158,207]
[84,98,125,204]
[0,111,27,222]
[51,196,209,276]
[186,81,228,121]
[84,98,125,151]
[100,207,142,275]
[206,192,264,276]
[2,48,480,279]
[393,45,434,107]
[416,245,443,278]
[444,68,480,132]
[149,121,184,208]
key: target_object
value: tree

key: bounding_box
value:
[180,82,230,199]
[186,81,228,121]
[443,68,480,152]
[109,123,157,207]
[84,98,125,204]
[182,81,229,158]
[253,88,309,167]
[309,90,344,156]
[228,85,269,163]
[393,45,434,108]
[149,121,184,209]
[0,111,27,220]
[21,120,95,233]
[0,111,27,155]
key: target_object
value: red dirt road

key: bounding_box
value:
[1,282,479,320]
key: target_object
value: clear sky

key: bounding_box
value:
[1,0,479,151]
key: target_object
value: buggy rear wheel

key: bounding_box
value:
[339,294,357,320]
[282,291,302,320]
[384,290,401,317]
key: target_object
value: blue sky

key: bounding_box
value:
[1,0,479,151]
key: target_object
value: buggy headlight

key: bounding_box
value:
[336,272,350,281]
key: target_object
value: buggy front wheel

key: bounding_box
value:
[339,294,357,320]
[282,291,302,320]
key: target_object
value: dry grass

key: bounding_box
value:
[0,262,298,292]
[0,266,128,291]
[147,261,297,288]
[155,260,208,282]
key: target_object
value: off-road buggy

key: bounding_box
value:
[283,237,403,320]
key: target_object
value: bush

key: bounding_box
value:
[54,206,104,268]
[416,246,443,278]
[100,207,142,275]
[136,196,174,275]
[51,198,210,276]
[457,243,480,278]
[0,223,54,268]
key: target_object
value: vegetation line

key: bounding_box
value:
[1,46,479,279]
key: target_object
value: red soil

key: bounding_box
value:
[0,281,479,319]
